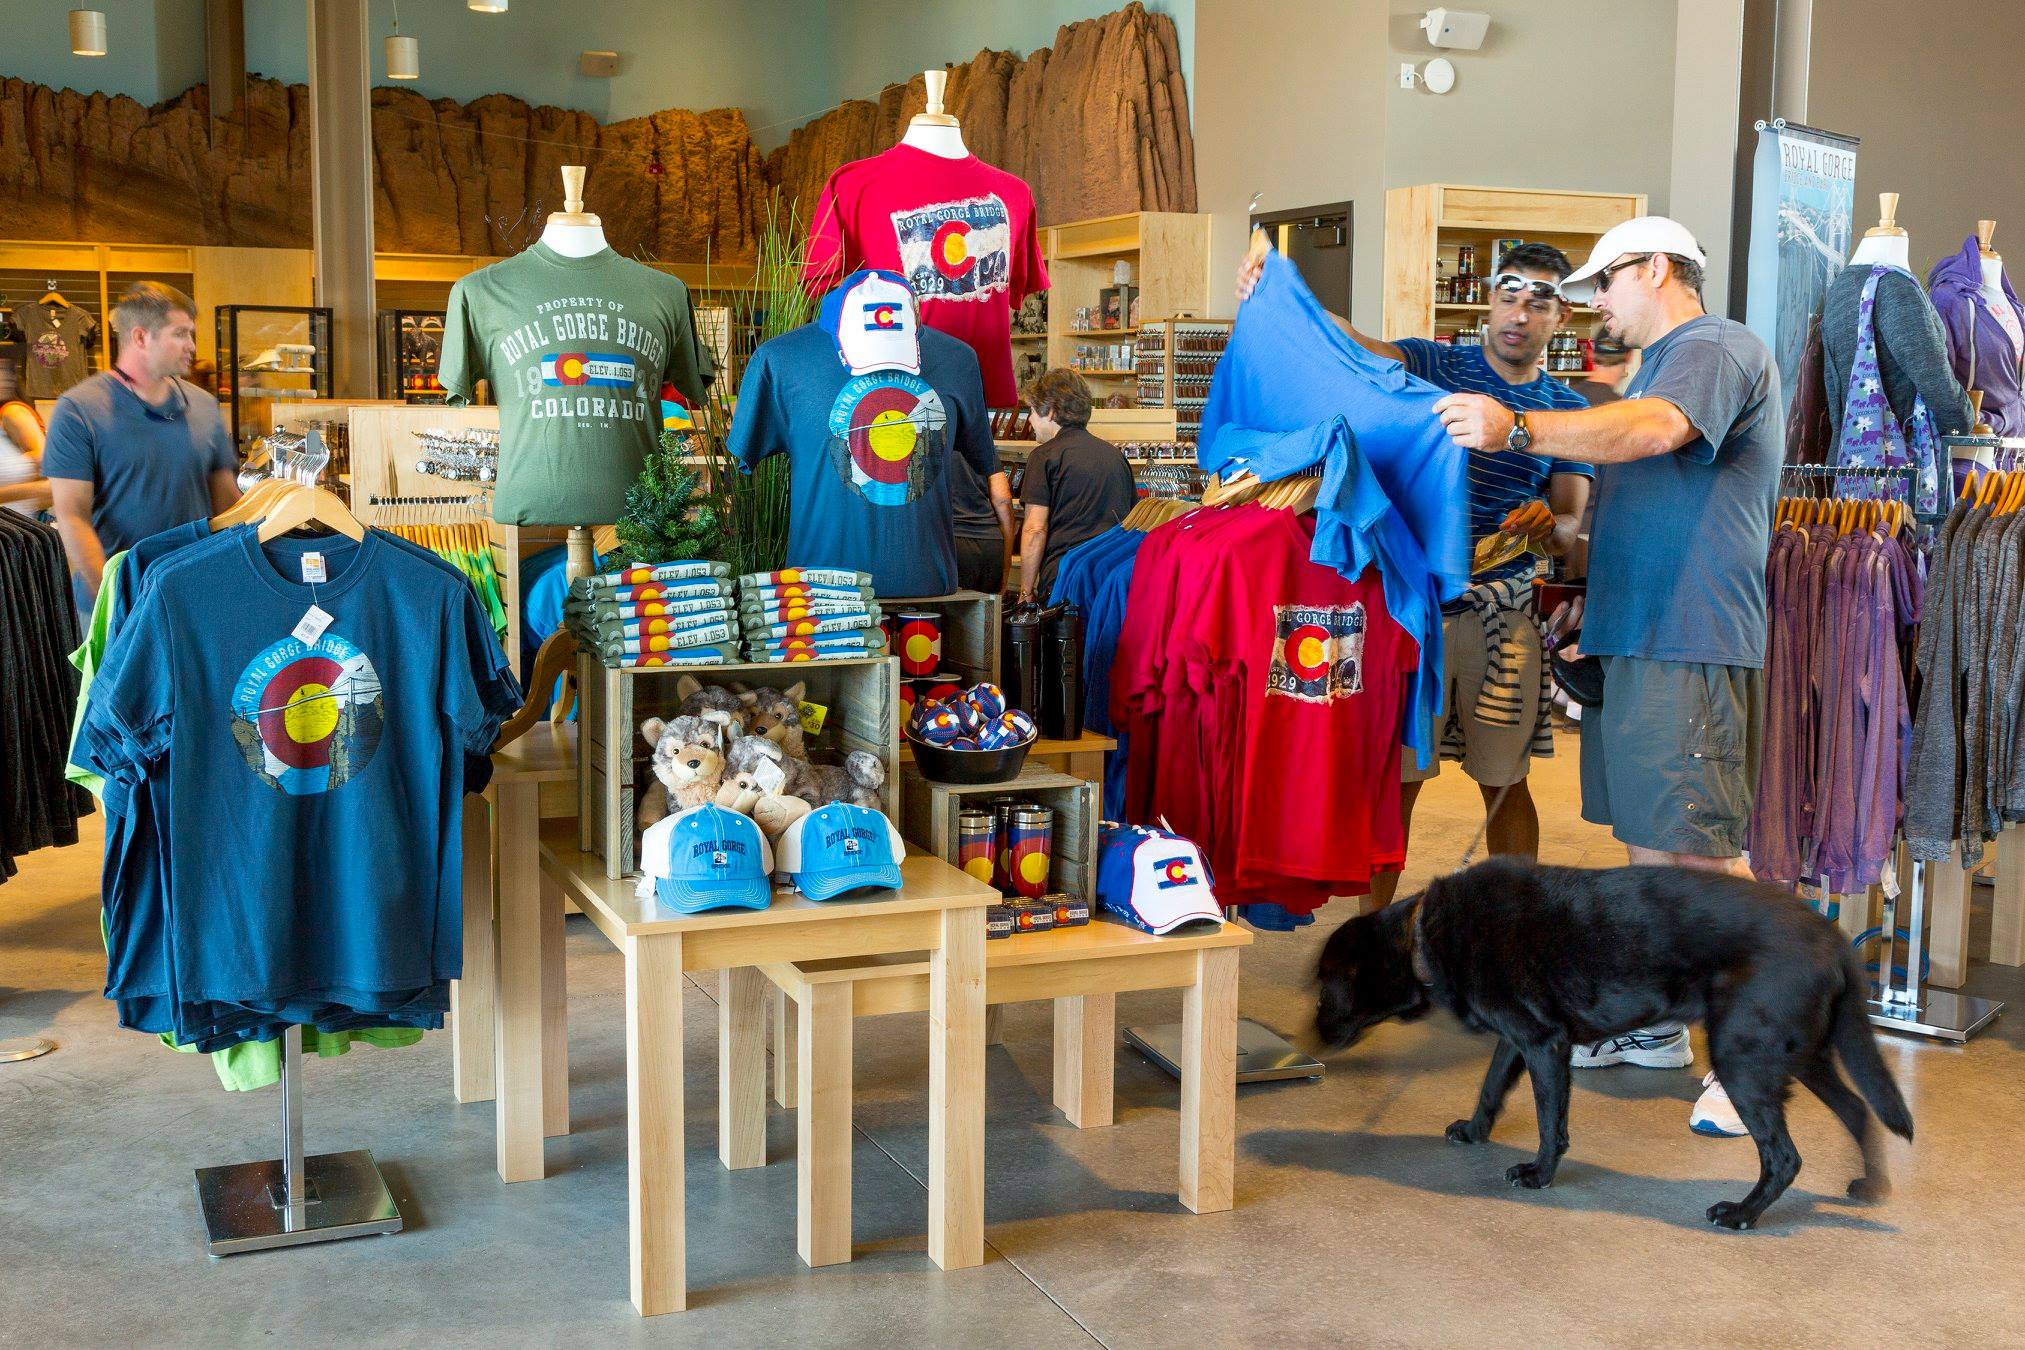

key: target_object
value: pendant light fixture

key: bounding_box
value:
[384,1,418,80]
[468,0,508,11]
[69,9,107,56]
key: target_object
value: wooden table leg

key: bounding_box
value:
[928,906,986,1271]
[772,988,798,1110]
[1180,947,1238,1214]
[796,981,853,1267]
[1928,857,1972,989]
[626,933,685,1315]
[1051,993,1115,1128]
[541,869,570,1138]
[452,792,496,1103]
[984,1004,1005,1046]
[493,779,546,1182]
[1993,826,2025,967]
[719,968,768,1171]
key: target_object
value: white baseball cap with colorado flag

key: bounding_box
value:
[818,269,922,376]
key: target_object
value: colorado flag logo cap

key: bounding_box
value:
[818,269,922,376]
[1096,823,1222,935]
[773,801,906,901]
[636,803,775,913]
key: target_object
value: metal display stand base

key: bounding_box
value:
[1866,852,2004,1043]
[1125,1018,1325,1084]
[0,1037,55,1063]
[196,1149,402,1255]
[194,1025,403,1256]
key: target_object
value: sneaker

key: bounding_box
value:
[1690,1073,1749,1137]
[1570,1027,1694,1070]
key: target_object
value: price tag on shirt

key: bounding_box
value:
[300,552,327,584]
[292,604,334,647]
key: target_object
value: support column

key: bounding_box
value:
[306,0,377,397]
[206,0,246,130]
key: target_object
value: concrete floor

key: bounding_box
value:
[5,736,2025,1348]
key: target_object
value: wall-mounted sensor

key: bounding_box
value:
[1420,8,1490,49]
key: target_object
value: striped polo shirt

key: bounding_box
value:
[1397,338,1593,590]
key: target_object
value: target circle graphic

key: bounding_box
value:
[231,634,384,796]
[827,373,947,507]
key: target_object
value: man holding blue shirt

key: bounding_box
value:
[1237,242,1592,914]
[42,281,239,607]
[1433,217,1783,1139]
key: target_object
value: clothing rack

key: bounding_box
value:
[194,1025,404,1253]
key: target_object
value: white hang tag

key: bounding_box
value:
[1881,867,1901,901]
[752,757,787,796]
[293,604,334,647]
[300,552,327,584]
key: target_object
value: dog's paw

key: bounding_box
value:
[1846,1176,1891,1204]
[1705,1200,1756,1230]
[1446,1118,1488,1145]
[1505,1161,1555,1189]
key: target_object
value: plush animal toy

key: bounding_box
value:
[637,711,733,830]
[674,676,750,731]
[786,750,887,812]
[717,735,814,842]
[740,682,807,757]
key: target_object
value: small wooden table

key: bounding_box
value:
[540,828,997,1316]
[756,917,1252,1263]
[456,724,576,1185]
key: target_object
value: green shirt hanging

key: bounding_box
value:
[440,243,713,527]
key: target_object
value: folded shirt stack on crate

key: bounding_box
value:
[564,561,739,668]
[738,567,889,664]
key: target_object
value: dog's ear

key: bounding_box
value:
[782,680,807,705]
[676,675,702,704]
[641,717,667,748]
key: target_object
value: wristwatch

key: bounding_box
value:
[1506,410,1533,453]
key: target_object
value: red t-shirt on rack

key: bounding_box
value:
[803,143,1049,407]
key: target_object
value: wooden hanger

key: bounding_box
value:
[255,483,366,541]
[38,284,72,309]
[211,477,296,528]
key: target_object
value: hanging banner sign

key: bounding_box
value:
[1745,119,1859,418]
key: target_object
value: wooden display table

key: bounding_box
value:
[458,723,576,1190]
[539,828,996,1316]
[756,916,1251,1266]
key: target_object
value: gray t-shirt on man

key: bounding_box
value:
[40,372,236,556]
[1583,315,1782,669]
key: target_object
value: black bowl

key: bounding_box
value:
[906,730,1035,785]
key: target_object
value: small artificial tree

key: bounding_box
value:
[611,429,726,566]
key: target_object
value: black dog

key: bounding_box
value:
[1315,858,1913,1230]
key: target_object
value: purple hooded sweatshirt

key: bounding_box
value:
[1929,235,2025,437]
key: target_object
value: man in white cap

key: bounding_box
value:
[1429,217,1783,1141]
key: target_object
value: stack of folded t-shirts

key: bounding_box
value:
[738,567,889,663]
[565,561,739,667]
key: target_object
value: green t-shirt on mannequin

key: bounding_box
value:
[439,243,713,525]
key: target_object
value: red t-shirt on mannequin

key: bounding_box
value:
[803,144,1049,407]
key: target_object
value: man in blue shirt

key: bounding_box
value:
[42,282,239,607]
[1236,242,1591,915]
[1431,217,1783,1139]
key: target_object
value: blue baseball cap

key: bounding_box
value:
[817,269,921,376]
[1096,823,1222,935]
[636,804,775,913]
[772,801,906,901]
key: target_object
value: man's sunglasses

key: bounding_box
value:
[1592,254,1655,295]
[1490,273,1567,302]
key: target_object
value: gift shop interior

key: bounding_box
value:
[9,0,2025,1343]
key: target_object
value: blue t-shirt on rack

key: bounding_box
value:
[726,322,997,597]
[80,525,519,1035]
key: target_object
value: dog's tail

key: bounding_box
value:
[1834,953,1914,1141]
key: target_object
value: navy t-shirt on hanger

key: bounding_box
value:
[726,323,996,597]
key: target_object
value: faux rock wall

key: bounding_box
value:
[0,2,1192,262]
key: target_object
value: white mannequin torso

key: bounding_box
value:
[1980,254,2023,358]
[1849,233,1910,270]
[900,121,968,159]
[540,219,609,257]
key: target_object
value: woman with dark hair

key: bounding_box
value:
[1016,368,1136,601]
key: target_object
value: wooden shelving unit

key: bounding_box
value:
[1040,212,1215,401]
[1381,185,1646,377]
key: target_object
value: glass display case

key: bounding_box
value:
[215,305,332,440]
[377,309,449,403]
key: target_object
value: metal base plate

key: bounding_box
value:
[1868,988,2005,1043]
[195,1149,402,1256]
[1125,1018,1325,1084]
[0,1037,55,1063]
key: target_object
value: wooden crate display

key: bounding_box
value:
[899,765,1098,901]
[886,589,1001,686]
[580,655,901,878]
